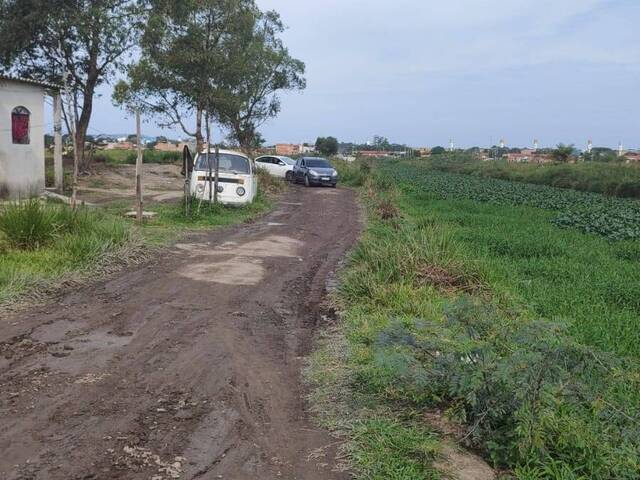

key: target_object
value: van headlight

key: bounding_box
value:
[196,184,205,193]
[236,186,246,196]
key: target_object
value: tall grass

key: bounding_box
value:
[0,200,132,304]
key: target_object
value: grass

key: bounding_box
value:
[0,200,133,304]
[0,184,273,306]
[426,154,640,198]
[93,148,181,165]
[306,159,640,479]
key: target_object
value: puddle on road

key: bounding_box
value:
[180,257,265,285]
[176,235,303,285]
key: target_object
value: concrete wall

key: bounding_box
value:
[0,80,45,199]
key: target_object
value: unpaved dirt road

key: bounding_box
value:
[0,186,360,480]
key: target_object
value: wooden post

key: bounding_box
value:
[206,112,212,204]
[214,144,219,204]
[135,109,143,222]
[53,92,63,193]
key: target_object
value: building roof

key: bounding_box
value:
[0,74,61,90]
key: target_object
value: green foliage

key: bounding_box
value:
[430,146,446,155]
[391,165,640,240]
[427,154,640,199]
[316,136,339,156]
[316,159,640,479]
[333,158,372,187]
[370,299,640,478]
[552,143,575,162]
[0,0,142,171]
[100,150,181,165]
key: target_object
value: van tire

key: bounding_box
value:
[304,175,310,187]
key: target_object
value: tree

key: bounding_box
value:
[552,143,575,162]
[431,146,446,155]
[216,10,305,154]
[113,0,259,152]
[315,137,338,156]
[0,0,142,171]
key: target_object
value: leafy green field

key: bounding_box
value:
[307,159,640,479]
[427,155,640,199]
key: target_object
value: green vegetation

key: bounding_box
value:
[307,159,640,479]
[0,189,272,305]
[397,166,640,240]
[93,149,181,165]
[0,200,133,304]
[427,154,640,199]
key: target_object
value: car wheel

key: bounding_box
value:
[304,175,310,187]
[285,171,293,182]
[331,183,337,188]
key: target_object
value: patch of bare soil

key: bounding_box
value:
[76,164,184,204]
[0,186,360,479]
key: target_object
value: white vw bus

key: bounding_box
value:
[189,149,257,206]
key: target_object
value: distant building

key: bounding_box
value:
[105,141,135,150]
[275,143,314,156]
[624,152,640,163]
[275,143,299,156]
[155,141,189,153]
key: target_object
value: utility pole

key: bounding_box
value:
[53,92,63,193]
[63,69,79,209]
[135,109,143,222]
[206,111,212,203]
[214,144,220,204]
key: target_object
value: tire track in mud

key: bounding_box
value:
[0,186,360,480]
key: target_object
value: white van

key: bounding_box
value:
[189,149,257,206]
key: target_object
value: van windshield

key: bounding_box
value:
[195,153,250,174]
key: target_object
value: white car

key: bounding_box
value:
[254,155,296,180]
[189,149,257,206]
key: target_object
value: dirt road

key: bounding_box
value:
[0,186,361,480]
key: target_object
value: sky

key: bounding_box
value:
[65,0,640,149]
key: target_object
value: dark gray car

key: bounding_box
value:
[292,157,338,187]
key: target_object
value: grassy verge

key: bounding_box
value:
[306,159,640,479]
[0,190,273,307]
[426,154,640,198]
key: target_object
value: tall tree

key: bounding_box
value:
[552,143,575,163]
[0,0,141,171]
[215,10,305,154]
[113,0,258,152]
[315,136,338,156]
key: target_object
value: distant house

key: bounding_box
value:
[155,141,190,153]
[0,75,62,199]
[625,152,640,163]
[105,141,135,150]
[275,143,300,156]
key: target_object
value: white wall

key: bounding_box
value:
[0,80,46,198]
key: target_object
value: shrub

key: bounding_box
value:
[0,200,60,249]
[255,167,287,194]
[370,298,640,478]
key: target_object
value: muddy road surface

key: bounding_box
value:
[0,186,361,480]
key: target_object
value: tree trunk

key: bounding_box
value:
[195,108,204,152]
[75,85,95,173]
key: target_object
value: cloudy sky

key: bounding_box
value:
[81,0,640,149]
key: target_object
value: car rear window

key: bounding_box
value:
[306,159,331,168]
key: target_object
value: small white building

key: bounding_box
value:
[0,75,62,199]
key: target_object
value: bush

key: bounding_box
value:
[370,298,640,478]
[255,167,287,194]
[0,200,61,249]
